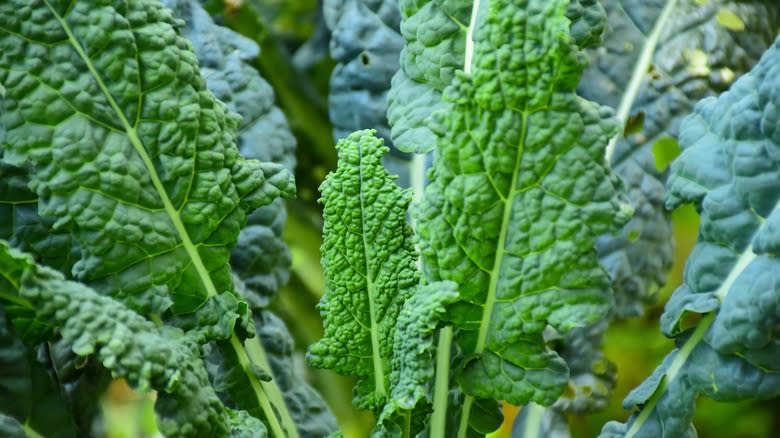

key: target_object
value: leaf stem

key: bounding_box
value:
[228,335,287,438]
[243,336,301,438]
[521,403,545,438]
[430,326,453,438]
[628,197,779,436]
[22,422,44,438]
[456,396,474,438]
[358,142,387,397]
[604,0,678,166]
[463,0,482,74]
[625,313,713,437]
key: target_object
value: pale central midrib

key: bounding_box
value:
[475,112,526,353]
[49,4,217,300]
[626,197,780,437]
[604,0,678,165]
[357,144,386,395]
[48,5,295,438]
[463,0,481,74]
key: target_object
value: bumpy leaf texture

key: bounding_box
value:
[516,3,780,435]
[325,0,402,145]
[0,0,295,318]
[374,281,459,437]
[0,159,105,437]
[154,2,336,436]
[388,0,607,157]
[160,0,297,308]
[600,36,780,438]
[415,0,631,410]
[308,130,419,411]
[580,0,780,318]
[386,0,467,155]
[0,159,81,275]
[0,242,266,438]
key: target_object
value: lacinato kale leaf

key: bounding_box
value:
[600,35,780,438]
[375,281,459,437]
[416,0,630,408]
[307,130,419,410]
[0,0,293,315]
[0,1,304,436]
[323,0,413,185]
[160,0,298,309]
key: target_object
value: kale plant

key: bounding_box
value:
[1,0,780,437]
[0,0,334,437]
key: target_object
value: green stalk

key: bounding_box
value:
[23,422,45,438]
[430,326,454,438]
[521,403,545,438]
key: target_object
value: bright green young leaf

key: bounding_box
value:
[600,36,780,438]
[415,0,631,417]
[375,281,459,437]
[307,130,419,411]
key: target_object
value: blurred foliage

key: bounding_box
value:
[96,1,779,437]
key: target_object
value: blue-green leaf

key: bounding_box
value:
[601,35,780,438]
[581,0,780,318]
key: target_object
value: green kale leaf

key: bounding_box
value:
[307,130,419,410]
[582,0,780,318]
[415,0,631,418]
[0,241,259,437]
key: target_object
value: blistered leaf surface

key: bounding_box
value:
[308,130,418,408]
[581,0,780,317]
[416,0,630,406]
[375,281,459,437]
[0,0,294,316]
[600,35,780,438]
[0,242,251,437]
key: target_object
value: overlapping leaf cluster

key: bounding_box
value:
[0,0,327,436]
[308,130,458,437]
[601,35,780,438]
